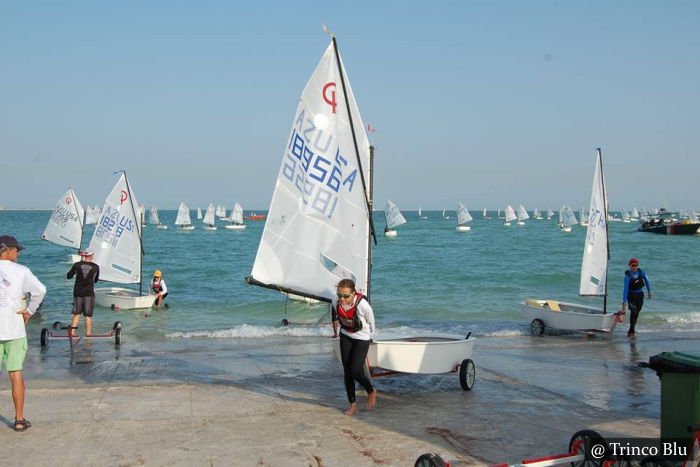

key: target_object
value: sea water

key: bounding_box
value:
[2,210,699,343]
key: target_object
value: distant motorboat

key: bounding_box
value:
[244,213,265,220]
[638,209,700,235]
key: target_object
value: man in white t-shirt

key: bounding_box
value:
[0,236,46,432]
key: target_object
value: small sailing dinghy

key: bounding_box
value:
[246,35,475,389]
[516,205,529,225]
[442,208,450,220]
[42,188,85,263]
[533,208,542,220]
[202,203,217,230]
[504,205,517,226]
[546,208,554,220]
[482,207,490,219]
[225,202,246,230]
[196,206,202,220]
[89,171,155,310]
[521,149,624,336]
[383,200,406,237]
[456,203,473,231]
[150,205,168,229]
[175,202,195,230]
[560,205,577,232]
[418,207,428,219]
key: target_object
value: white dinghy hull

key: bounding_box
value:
[456,225,471,232]
[521,299,622,334]
[225,224,246,230]
[384,230,397,237]
[335,336,474,374]
[95,287,156,310]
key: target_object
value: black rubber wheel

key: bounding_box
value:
[115,327,122,346]
[113,321,122,331]
[52,321,63,330]
[40,328,49,347]
[281,318,289,326]
[530,318,545,336]
[414,453,447,467]
[568,429,610,467]
[110,304,117,310]
[459,358,476,391]
[639,455,671,467]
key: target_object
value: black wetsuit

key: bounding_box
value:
[67,261,99,316]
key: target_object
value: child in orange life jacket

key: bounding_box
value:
[331,278,377,416]
[152,270,168,309]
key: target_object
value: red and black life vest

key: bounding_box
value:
[625,269,645,292]
[152,279,163,293]
[334,294,366,333]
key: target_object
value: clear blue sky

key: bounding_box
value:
[3,1,698,211]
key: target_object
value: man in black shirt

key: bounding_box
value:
[67,249,100,336]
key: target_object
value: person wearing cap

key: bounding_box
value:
[67,248,100,336]
[0,235,47,432]
[152,270,168,309]
[622,258,652,338]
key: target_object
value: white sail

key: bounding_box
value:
[175,202,191,225]
[546,208,554,219]
[87,172,142,284]
[457,203,473,226]
[418,207,422,217]
[580,150,608,296]
[94,204,101,217]
[149,206,160,225]
[231,202,244,224]
[385,200,407,230]
[504,205,517,222]
[249,40,371,300]
[533,208,540,218]
[631,207,639,219]
[203,203,216,225]
[42,188,85,249]
[563,205,577,227]
[196,206,202,219]
[483,207,487,217]
[517,205,530,221]
[85,206,98,225]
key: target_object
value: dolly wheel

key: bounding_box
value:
[115,327,122,346]
[40,328,49,347]
[530,318,545,336]
[459,358,475,391]
[414,453,447,467]
[568,429,610,467]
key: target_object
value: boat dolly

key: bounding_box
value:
[40,321,122,346]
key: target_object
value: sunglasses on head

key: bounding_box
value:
[630,263,638,267]
[336,293,354,299]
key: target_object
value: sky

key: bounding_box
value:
[2,1,699,211]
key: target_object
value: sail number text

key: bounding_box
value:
[94,205,136,247]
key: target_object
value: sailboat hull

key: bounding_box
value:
[384,230,398,237]
[225,224,247,230]
[334,336,474,374]
[177,225,195,231]
[521,300,620,333]
[95,287,156,310]
[456,225,471,232]
[156,224,168,230]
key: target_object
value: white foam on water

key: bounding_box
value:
[167,324,330,339]
[480,329,526,337]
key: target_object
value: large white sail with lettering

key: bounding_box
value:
[88,172,142,284]
[42,188,85,249]
[249,40,371,301]
[580,149,608,296]
[457,203,473,226]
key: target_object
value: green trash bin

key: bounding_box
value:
[645,351,700,440]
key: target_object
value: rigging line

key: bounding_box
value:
[331,36,377,246]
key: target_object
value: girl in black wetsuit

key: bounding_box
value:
[331,279,377,416]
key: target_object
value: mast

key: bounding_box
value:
[367,145,374,301]
[598,148,609,314]
[71,188,85,252]
[121,171,144,297]
[331,36,377,246]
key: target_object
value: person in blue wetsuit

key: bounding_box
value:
[331,278,377,416]
[621,258,652,338]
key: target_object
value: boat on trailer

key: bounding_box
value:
[521,148,624,336]
[246,34,475,389]
[88,171,155,310]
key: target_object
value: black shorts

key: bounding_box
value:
[72,296,96,317]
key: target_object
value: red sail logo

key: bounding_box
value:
[323,82,337,114]
[120,190,128,204]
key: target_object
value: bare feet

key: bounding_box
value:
[366,388,377,410]
[345,402,357,416]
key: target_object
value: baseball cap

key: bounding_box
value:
[628,258,639,266]
[0,236,25,251]
[153,270,162,277]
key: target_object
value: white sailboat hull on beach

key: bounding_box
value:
[520,300,622,334]
[95,287,155,310]
[335,335,474,374]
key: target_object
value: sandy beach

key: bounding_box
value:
[2,329,696,466]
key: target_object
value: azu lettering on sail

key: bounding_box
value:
[89,173,142,283]
[251,41,371,300]
[580,151,608,296]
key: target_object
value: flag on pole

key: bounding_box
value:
[367,124,378,133]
